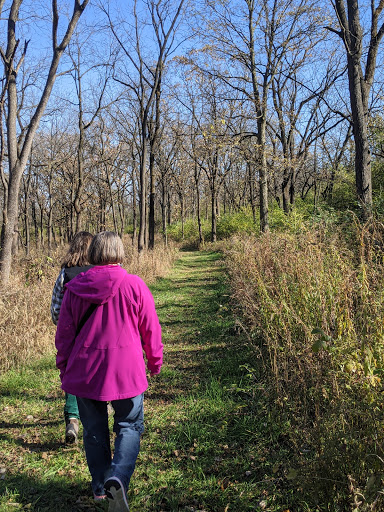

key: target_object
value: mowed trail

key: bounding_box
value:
[1,251,265,512]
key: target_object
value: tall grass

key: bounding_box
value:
[0,238,178,374]
[224,218,384,509]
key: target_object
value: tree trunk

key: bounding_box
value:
[0,0,89,285]
[39,204,44,247]
[24,208,30,256]
[282,174,290,214]
[258,119,269,232]
[194,164,203,246]
[106,164,118,233]
[148,151,156,250]
[167,190,172,226]
[211,187,217,243]
[247,162,257,223]
[132,169,137,245]
[138,129,147,252]
[161,179,168,246]
[347,56,372,213]
[330,0,384,217]
[47,172,53,254]
[1,162,23,282]
[149,84,161,250]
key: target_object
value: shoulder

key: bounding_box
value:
[57,267,65,279]
[54,268,65,289]
[119,271,151,295]
[123,272,148,288]
[64,264,93,283]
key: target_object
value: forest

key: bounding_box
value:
[1,0,382,273]
[1,0,384,511]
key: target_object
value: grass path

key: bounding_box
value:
[0,251,283,512]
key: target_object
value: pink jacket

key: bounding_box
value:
[55,264,163,401]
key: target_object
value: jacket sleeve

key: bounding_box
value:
[55,290,77,380]
[137,279,163,375]
[50,269,65,325]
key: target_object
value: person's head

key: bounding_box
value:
[61,231,94,268]
[88,231,125,266]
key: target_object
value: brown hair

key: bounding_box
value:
[61,231,94,268]
[88,231,125,265]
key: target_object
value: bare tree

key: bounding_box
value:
[103,0,186,251]
[320,124,353,201]
[154,121,180,245]
[0,0,89,286]
[194,0,324,231]
[327,0,384,216]
[66,33,114,234]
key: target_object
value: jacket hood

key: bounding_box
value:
[65,264,126,305]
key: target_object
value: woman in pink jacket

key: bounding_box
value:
[55,231,163,511]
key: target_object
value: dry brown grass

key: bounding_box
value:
[0,271,57,374]
[224,221,384,396]
[122,238,179,283]
[0,238,179,374]
[223,220,384,507]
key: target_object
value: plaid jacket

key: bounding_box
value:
[51,268,65,325]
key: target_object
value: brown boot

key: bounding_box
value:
[65,418,79,444]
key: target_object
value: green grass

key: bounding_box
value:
[0,251,302,512]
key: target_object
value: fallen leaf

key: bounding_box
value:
[286,468,298,480]
[219,477,230,490]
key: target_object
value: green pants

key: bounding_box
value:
[64,392,80,422]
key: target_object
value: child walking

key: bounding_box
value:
[50,231,94,443]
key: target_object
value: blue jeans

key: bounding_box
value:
[76,394,144,497]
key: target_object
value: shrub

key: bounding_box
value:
[166,218,209,244]
[216,208,256,238]
[269,201,308,233]
[224,219,384,509]
[328,168,357,211]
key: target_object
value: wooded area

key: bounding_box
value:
[2,2,384,510]
[0,0,383,285]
